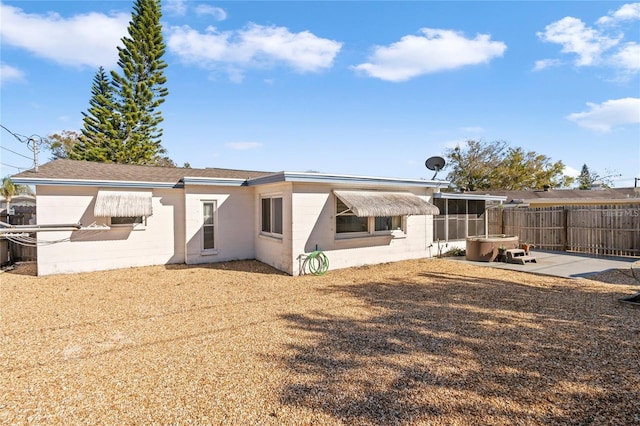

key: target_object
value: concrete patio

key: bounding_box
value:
[455,249,638,279]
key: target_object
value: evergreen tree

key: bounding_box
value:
[577,164,593,190]
[110,0,169,165]
[71,67,119,162]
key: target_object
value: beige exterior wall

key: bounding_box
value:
[184,185,256,265]
[289,183,437,276]
[35,186,185,276]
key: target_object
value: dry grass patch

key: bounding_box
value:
[1,259,639,425]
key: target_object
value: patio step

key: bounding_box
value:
[505,249,537,265]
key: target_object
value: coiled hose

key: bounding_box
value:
[303,250,329,275]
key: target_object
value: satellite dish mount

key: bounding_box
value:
[425,156,446,180]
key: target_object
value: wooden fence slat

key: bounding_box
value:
[490,204,640,257]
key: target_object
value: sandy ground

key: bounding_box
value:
[1,258,639,425]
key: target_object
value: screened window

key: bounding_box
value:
[336,197,403,235]
[433,198,485,241]
[202,201,216,251]
[261,196,283,236]
[110,216,144,226]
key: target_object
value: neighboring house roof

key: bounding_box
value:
[467,188,640,206]
[11,159,448,189]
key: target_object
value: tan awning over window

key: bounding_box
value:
[94,190,153,217]
[333,190,439,217]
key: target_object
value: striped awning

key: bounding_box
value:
[94,190,152,217]
[334,190,440,217]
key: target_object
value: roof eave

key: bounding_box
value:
[248,171,448,188]
[11,177,183,189]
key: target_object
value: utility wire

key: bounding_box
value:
[0,161,30,171]
[0,145,33,160]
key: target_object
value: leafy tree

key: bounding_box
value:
[110,0,169,165]
[1,176,33,219]
[445,140,507,191]
[46,130,81,160]
[444,140,574,191]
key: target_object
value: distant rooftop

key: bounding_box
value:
[468,187,638,202]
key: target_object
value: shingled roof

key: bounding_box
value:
[468,188,638,202]
[12,159,274,185]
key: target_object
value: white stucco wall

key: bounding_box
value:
[184,185,256,265]
[35,186,184,276]
[289,183,438,276]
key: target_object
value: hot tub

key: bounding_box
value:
[466,235,519,262]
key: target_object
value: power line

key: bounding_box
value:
[0,161,30,171]
[1,123,43,172]
[0,145,33,160]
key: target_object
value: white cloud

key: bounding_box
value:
[0,3,128,68]
[352,28,506,82]
[608,42,640,72]
[537,17,619,66]
[566,97,640,132]
[164,0,187,16]
[537,5,640,76]
[563,165,580,178]
[532,58,563,71]
[0,63,25,86]
[195,5,227,21]
[226,142,263,150]
[597,3,640,25]
[166,23,342,79]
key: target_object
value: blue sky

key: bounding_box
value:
[1,1,639,187]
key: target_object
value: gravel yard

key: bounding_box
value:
[2,258,639,425]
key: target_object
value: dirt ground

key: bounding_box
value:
[1,258,639,425]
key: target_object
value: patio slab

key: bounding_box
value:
[454,249,638,279]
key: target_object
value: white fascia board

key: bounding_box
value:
[182,177,248,187]
[248,171,448,188]
[10,177,180,189]
[433,192,507,201]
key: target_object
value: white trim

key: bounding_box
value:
[201,200,217,255]
[260,194,283,238]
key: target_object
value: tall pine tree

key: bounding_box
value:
[111,0,169,165]
[71,67,119,162]
[73,0,169,165]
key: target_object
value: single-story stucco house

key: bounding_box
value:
[11,159,503,276]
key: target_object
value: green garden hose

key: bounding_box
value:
[304,250,329,275]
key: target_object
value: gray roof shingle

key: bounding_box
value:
[12,159,274,185]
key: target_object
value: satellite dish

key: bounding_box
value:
[425,156,446,179]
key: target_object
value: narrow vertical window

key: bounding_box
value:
[261,198,271,233]
[203,201,216,250]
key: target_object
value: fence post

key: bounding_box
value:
[562,207,568,252]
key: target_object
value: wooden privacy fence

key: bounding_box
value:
[487,204,640,257]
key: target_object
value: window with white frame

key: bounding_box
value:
[202,201,216,251]
[433,198,485,241]
[336,198,404,236]
[261,196,283,236]
[110,216,145,226]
